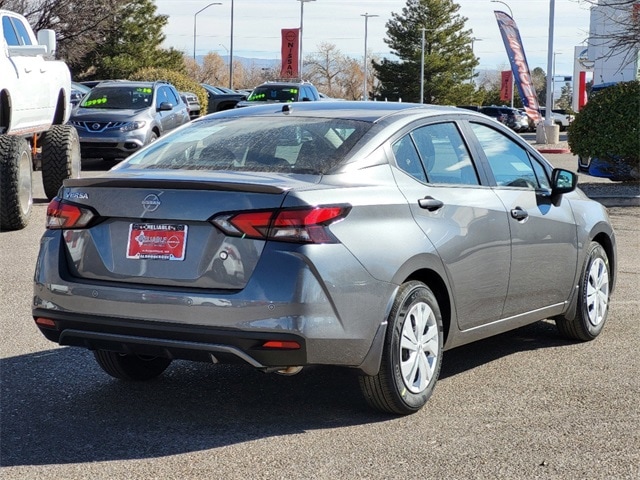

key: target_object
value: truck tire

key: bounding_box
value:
[41,124,81,200]
[0,135,33,231]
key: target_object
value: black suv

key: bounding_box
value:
[236,81,320,107]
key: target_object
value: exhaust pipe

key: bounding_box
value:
[276,366,303,376]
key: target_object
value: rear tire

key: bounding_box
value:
[93,350,172,381]
[359,281,443,415]
[41,124,81,200]
[0,135,33,231]
[555,242,611,341]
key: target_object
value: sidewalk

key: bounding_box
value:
[530,141,640,207]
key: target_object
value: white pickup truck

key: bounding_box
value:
[0,9,80,231]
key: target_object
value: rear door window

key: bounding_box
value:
[393,122,479,185]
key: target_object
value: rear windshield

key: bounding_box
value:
[80,86,153,109]
[247,86,298,103]
[116,116,371,175]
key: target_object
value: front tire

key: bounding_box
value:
[93,350,172,381]
[41,124,81,200]
[555,242,611,341]
[0,135,33,231]
[359,281,443,415]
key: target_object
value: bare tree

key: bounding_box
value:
[578,0,640,68]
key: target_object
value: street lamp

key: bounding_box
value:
[193,2,222,62]
[298,0,316,79]
[552,51,562,108]
[229,0,234,89]
[491,0,514,107]
[490,0,512,17]
[420,28,425,103]
[545,0,556,127]
[361,13,378,101]
[470,37,482,83]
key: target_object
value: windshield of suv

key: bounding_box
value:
[116,116,371,175]
[80,86,153,110]
[247,86,298,103]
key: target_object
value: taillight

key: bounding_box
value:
[211,205,350,244]
[46,198,96,229]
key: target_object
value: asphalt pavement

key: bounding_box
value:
[1,158,638,479]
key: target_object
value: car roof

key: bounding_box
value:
[92,80,165,89]
[201,100,477,124]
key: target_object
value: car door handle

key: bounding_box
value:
[418,196,444,211]
[511,207,529,220]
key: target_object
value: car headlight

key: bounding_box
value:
[120,121,147,132]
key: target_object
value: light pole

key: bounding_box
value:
[361,13,378,101]
[420,28,425,103]
[491,0,515,108]
[229,0,234,90]
[298,0,316,79]
[193,2,222,62]
[552,51,562,108]
[470,37,482,83]
[545,0,556,127]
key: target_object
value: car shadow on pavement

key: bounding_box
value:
[1,320,571,467]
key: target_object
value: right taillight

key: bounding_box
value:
[211,205,350,244]
[46,198,96,229]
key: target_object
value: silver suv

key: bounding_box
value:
[70,80,190,161]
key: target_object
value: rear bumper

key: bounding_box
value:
[33,233,395,369]
[33,309,307,369]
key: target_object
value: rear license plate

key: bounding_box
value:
[126,223,187,261]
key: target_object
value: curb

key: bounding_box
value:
[536,148,571,154]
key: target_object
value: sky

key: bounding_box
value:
[155,0,594,77]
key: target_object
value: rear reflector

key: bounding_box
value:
[35,317,57,328]
[262,340,301,350]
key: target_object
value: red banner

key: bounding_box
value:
[280,28,299,79]
[500,70,513,101]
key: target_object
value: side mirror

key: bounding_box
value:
[551,168,577,196]
[37,29,57,57]
[157,101,174,112]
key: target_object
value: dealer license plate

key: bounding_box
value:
[126,223,187,261]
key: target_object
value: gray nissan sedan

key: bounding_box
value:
[34,101,616,415]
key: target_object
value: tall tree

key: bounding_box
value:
[79,0,184,79]
[373,0,479,104]
[0,0,128,72]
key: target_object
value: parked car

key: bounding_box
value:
[235,80,320,107]
[200,83,246,114]
[180,91,201,119]
[70,81,91,107]
[34,101,616,415]
[69,80,190,161]
[540,108,571,131]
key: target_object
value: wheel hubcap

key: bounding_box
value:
[18,149,33,216]
[586,257,609,327]
[400,301,439,394]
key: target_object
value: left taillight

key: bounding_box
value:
[211,205,350,244]
[46,198,96,229]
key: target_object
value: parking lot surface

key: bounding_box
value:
[1,164,638,479]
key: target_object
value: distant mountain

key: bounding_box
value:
[196,55,278,69]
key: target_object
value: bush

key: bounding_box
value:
[129,68,208,116]
[568,80,639,180]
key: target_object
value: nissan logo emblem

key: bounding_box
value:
[142,194,161,212]
[91,123,101,130]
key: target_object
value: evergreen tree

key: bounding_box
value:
[373,0,479,104]
[80,0,185,79]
